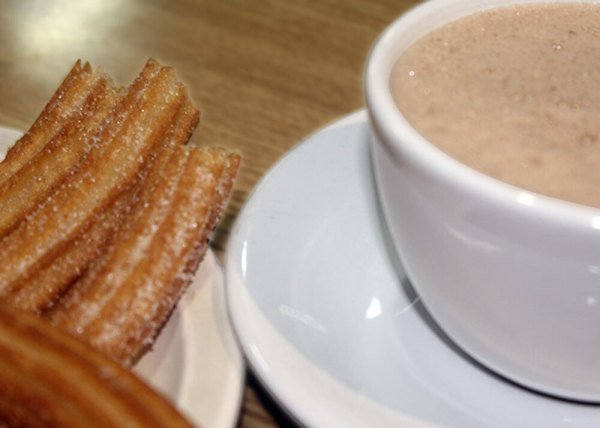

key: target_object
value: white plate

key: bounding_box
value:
[0,128,245,428]
[225,111,600,427]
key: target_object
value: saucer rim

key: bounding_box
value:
[224,110,433,428]
[224,111,600,427]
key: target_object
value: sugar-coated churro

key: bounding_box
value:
[47,146,239,365]
[0,71,119,237]
[0,60,184,293]
[0,61,99,185]
[6,94,200,314]
[0,58,239,417]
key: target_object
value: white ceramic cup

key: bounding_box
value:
[367,0,600,402]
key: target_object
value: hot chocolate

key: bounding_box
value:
[391,3,600,208]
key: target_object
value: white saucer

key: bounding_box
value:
[225,111,600,427]
[0,128,245,428]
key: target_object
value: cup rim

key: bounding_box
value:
[365,0,600,229]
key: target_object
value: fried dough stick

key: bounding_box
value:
[47,147,240,365]
[6,99,199,314]
[0,302,192,427]
[0,61,100,185]
[0,60,184,293]
[0,73,120,237]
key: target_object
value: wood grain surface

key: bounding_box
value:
[0,1,420,426]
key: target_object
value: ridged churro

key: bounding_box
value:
[47,147,239,365]
[0,61,99,185]
[0,60,184,293]
[0,71,119,237]
[0,59,239,418]
[6,95,200,314]
[0,302,192,427]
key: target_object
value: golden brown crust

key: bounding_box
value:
[0,302,192,427]
[5,186,133,314]
[0,60,183,294]
[47,147,188,325]
[47,147,240,365]
[6,92,200,314]
[0,74,119,238]
[0,60,97,186]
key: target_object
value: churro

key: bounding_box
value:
[0,58,239,409]
[0,61,100,185]
[0,60,184,293]
[6,96,200,314]
[0,71,119,237]
[0,302,192,427]
[47,147,240,364]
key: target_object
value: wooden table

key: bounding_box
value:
[0,1,419,426]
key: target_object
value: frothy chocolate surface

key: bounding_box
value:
[391,3,600,208]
